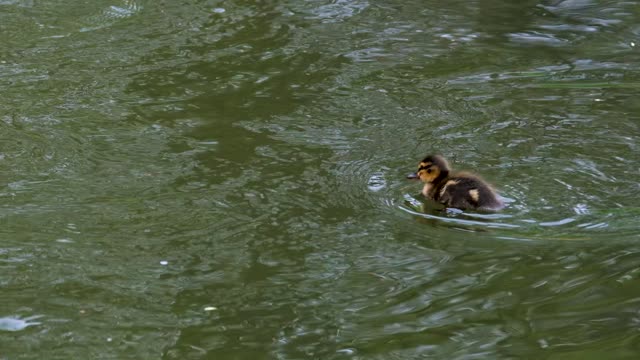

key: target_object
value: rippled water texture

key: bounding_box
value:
[2,0,640,358]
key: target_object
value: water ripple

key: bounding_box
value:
[80,1,142,32]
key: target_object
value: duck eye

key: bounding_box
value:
[426,169,432,174]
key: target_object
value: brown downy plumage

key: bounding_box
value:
[407,155,504,211]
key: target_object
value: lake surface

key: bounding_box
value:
[2,0,640,358]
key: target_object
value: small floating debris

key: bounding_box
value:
[204,306,217,311]
[0,315,42,332]
[212,8,225,14]
[538,339,549,349]
[159,260,168,266]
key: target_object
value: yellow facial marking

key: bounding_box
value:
[440,180,459,197]
[469,189,479,202]
[416,162,440,183]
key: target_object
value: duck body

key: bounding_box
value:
[408,155,504,212]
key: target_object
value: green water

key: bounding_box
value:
[2,0,640,358]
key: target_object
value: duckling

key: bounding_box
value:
[407,155,504,211]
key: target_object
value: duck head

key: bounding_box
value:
[407,154,450,184]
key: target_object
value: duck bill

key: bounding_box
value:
[406,172,420,180]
